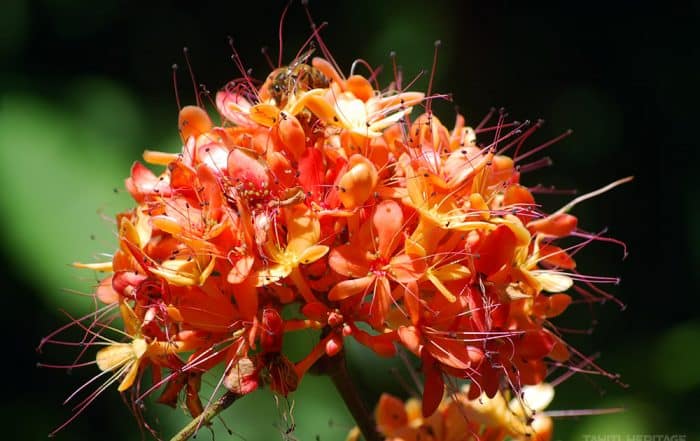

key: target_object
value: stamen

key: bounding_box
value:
[182,47,201,108]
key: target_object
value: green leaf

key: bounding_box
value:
[0,91,134,314]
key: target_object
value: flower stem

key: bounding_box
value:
[290,267,320,304]
[170,391,240,441]
[315,350,382,441]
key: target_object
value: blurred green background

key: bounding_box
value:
[2,0,697,440]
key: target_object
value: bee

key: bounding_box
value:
[263,48,330,108]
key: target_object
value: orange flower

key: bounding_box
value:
[44,18,629,438]
[350,382,556,441]
[329,200,425,328]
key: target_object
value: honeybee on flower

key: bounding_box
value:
[40,5,630,441]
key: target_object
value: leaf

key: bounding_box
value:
[0,93,135,314]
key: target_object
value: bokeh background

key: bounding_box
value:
[2,1,697,440]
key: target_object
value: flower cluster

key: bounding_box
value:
[348,382,555,441]
[44,45,627,439]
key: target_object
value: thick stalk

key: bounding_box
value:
[316,350,382,441]
[170,391,240,441]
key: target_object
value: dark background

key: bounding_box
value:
[2,1,698,440]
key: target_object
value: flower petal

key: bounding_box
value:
[532,270,574,292]
[255,264,291,287]
[328,275,374,301]
[96,343,134,372]
[178,105,212,142]
[329,244,370,277]
[375,394,408,434]
[528,213,578,237]
[369,277,392,328]
[421,348,444,417]
[298,244,330,265]
[96,276,119,304]
[373,200,403,257]
[475,224,518,275]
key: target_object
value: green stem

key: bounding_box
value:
[315,350,383,441]
[170,391,240,441]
